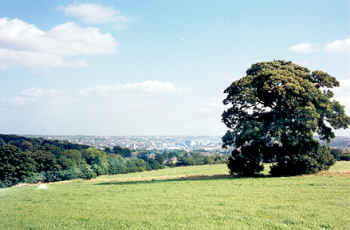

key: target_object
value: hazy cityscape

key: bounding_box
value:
[26,135,226,152]
[23,135,350,153]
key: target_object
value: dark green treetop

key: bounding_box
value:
[222,60,350,176]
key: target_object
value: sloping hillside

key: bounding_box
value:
[1,163,350,230]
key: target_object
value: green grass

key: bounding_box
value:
[328,161,350,172]
[1,162,350,230]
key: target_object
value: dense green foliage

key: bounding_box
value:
[1,163,349,230]
[0,134,226,188]
[222,60,350,176]
[331,148,350,161]
[136,150,227,167]
[340,153,350,161]
[105,146,132,157]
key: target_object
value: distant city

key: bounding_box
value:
[25,135,228,153]
[23,135,350,153]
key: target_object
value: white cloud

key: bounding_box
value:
[61,3,128,26]
[289,38,350,55]
[325,38,350,54]
[288,43,318,54]
[0,18,117,69]
[7,81,184,107]
[7,88,63,106]
[80,81,180,96]
[20,88,61,97]
[0,49,88,69]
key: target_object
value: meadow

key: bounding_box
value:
[0,162,349,230]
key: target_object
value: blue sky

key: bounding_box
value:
[0,0,349,136]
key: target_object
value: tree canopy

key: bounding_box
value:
[222,60,350,176]
[0,134,227,188]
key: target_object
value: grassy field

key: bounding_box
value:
[0,162,349,230]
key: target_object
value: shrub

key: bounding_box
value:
[0,181,7,188]
[108,157,128,174]
[44,171,63,182]
[91,164,106,176]
[340,153,350,161]
[60,168,82,180]
[22,172,46,184]
[330,148,343,160]
[80,164,97,180]
[227,149,263,176]
[270,145,335,176]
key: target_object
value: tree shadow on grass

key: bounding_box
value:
[94,174,271,186]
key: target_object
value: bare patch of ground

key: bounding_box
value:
[13,180,73,188]
[316,171,350,177]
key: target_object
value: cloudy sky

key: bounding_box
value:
[0,0,349,136]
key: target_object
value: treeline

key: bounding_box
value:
[0,134,226,188]
[330,148,350,161]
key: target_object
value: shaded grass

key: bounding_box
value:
[97,164,230,180]
[95,174,235,186]
[0,162,350,230]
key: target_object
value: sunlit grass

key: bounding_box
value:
[328,161,350,172]
[0,162,349,230]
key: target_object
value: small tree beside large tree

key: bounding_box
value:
[222,60,350,176]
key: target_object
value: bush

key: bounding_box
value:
[60,168,82,180]
[228,149,264,176]
[270,145,335,176]
[330,148,343,160]
[108,157,128,174]
[340,153,350,161]
[80,164,97,180]
[22,172,46,184]
[91,164,106,176]
[44,171,63,182]
[147,159,163,170]
[0,181,7,188]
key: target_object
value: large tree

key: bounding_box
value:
[222,60,350,176]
